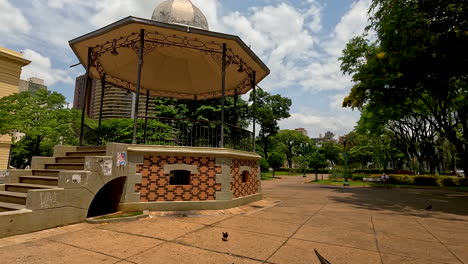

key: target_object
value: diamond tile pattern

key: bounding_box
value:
[231,159,259,198]
[135,155,222,202]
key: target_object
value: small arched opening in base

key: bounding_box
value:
[87,177,127,218]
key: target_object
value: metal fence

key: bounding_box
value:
[84,117,254,152]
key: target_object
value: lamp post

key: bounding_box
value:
[302,143,307,177]
[343,139,350,186]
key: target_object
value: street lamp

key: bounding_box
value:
[302,143,307,177]
[343,140,350,186]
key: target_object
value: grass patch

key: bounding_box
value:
[308,178,468,192]
[94,211,144,220]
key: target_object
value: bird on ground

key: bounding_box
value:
[222,232,229,241]
[425,204,432,210]
[314,249,332,264]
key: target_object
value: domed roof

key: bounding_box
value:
[152,0,209,30]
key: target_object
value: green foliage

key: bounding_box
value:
[0,90,79,168]
[274,130,310,168]
[153,96,249,128]
[250,88,291,159]
[319,141,342,165]
[268,152,285,171]
[259,158,269,172]
[413,176,439,186]
[340,0,468,173]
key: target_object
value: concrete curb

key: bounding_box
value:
[85,211,149,224]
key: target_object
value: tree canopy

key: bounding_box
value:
[0,90,79,167]
[340,0,468,173]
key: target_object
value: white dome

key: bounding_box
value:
[152,0,209,30]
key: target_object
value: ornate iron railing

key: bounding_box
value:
[83,117,254,152]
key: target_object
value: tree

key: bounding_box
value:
[0,90,79,168]
[274,130,310,168]
[308,152,326,181]
[250,88,291,160]
[153,96,250,128]
[340,0,468,173]
[268,152,285,178]
[319,141,342,167]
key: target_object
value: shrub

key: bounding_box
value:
[413,176,438,186]
[388,175,414,185]
[458,178,468,187]
[440,177,459,187]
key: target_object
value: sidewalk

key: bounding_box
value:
[0,175,467,263]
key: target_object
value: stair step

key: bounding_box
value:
[20,176,58,186]
[0,201,26,212]
[32,170,60,177]
[0,191,27,204]
[55,157,85,164]
[45,163,84,170]
[5,183,58,193]
[76,146,106,151]
[66,151,106,157]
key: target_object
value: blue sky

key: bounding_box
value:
[0,0,371,138]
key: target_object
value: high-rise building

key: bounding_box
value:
[18,77,47,93]
[0,47,31,170]
[73,75,155,120]
[295,128,308,137]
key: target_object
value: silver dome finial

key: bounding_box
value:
[152,0,209,30]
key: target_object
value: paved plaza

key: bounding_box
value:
[0,175,467,264]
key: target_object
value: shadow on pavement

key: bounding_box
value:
[318,185,468,219]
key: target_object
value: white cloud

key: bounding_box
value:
[322,0,371,57]
[0,0,31,34]
[279,106,360,138]
[21,49,73,86]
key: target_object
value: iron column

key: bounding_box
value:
[97,73,106,145]
[143,89,150,144]
[220,43,226,148]
[79,47,92,146]
[251,71,257,152]
[132,29,145,144]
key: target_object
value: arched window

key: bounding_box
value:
[170,170,191,185]
[241,171,250,183]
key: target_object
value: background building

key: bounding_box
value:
[0,47,31,171]
[295,128,308,137]
[18,77,47,93]
[73,75,155,120]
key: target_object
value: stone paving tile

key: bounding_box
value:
[446,244,468,264]
[128,242,261,264]
[176,226,286,261]
[268,238,381,264]
[48,228,163,259]
[0,223,93,248]
[164,215,232,226]
[100,217,205,240]
[305,214,374,234]
[261,204,321,215]
[0,239,118,263]
[293,224,378,251]
[214,215,301,237]
[372,215,437,242]
[376,233,461,264]
[244,210,311,225]
[381,253,451,264]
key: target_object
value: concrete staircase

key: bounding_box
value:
[0,144,133,238]
[0,146,106,213]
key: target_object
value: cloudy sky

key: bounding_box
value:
[0,0,371,138]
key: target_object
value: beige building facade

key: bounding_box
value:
[0,47,31,170]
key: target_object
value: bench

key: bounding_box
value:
[363,177,382,183]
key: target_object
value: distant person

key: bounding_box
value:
[381,173,389,184]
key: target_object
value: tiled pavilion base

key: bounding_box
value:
[1,175,468,263]
[120,144,262,211]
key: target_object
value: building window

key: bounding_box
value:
[241,171,250,183]
[169,170,191,185]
